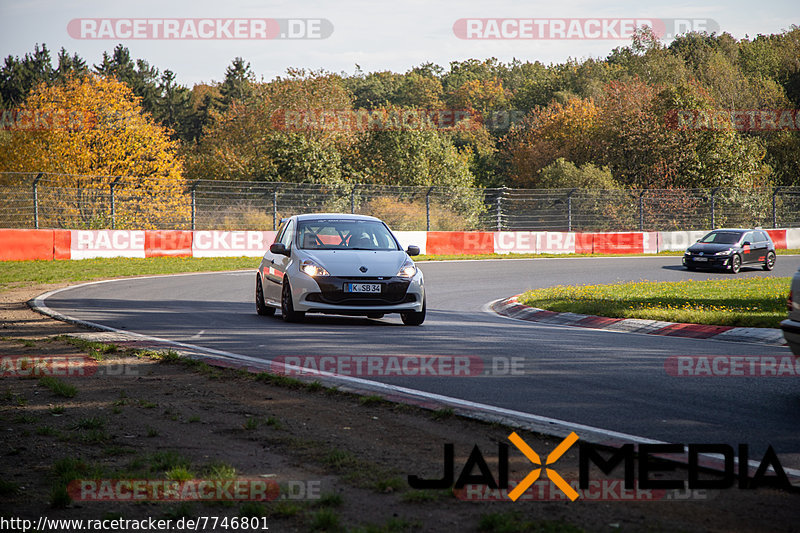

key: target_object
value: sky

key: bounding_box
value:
[1,0,798,87]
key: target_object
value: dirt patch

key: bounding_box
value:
[1,283,798,532]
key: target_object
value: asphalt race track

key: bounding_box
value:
[42,256,800,457]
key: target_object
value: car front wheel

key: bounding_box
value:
[730,254,742,274]
[256,275,275,316]
[281,279,305,322]
[763,251,776,271]
[401,297,426,326]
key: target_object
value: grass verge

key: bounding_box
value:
[517,277,791,328]
[0,256,259,289]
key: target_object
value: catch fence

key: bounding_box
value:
[2,172,799,231]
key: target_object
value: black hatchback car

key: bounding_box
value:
[683,229,776,273]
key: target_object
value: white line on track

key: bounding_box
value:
[29,271,800,481]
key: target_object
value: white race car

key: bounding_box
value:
[781,264,800,356]
[255,213,426,325]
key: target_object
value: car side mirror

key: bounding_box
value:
[406,245,420,256]
[270,243,290,256]
[742,241,751,246]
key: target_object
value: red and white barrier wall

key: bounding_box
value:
[1,228,799,261]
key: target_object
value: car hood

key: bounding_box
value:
[302,250,409,277]
[686,243,736,254]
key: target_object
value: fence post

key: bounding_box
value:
[638,189,646,231]
[32,172,43,229]
[772,186,782,228]
[710,187,720,229]
[496,187,507,231]
[190,181,200,231]
[426,187,434,231]
[273,189,278,230]
[110,176,122,230]
[350,185,357,214]
[567,188,576,232]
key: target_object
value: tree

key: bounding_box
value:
[1,44,54,108]
[186,69,353,182]
[219,57,255,111]
[537,159,620,189]
[502,97,600,187]
[0,75,188,228]
[94,44,160,114]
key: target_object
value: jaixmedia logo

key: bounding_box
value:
[408,432,792,501]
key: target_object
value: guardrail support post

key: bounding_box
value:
[567,188,577,232]
[426,187,434,231]
[496,187,507,231]
[190,181,200,230]
[110,176,122,229]
[272,189,278,230]
[33,172,43,229]
[710,187,720,229]
[772,186,782,228]
[638,189,646,231]
[350,186,357,214]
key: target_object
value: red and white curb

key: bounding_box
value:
[492,296,788,346]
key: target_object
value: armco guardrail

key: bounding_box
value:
[2,228,798,261]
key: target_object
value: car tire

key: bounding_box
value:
[730,254,742,274]
[401,297,426,326]
[763,251,776,271]
[256,275,275,316]
[281,279,305,322]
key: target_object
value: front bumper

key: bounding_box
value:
[683,255,732,269]
[291,272,425,315]
[780,318,800,357]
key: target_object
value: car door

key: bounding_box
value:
[752,230,770,263]
[740,231,755,263]
[265,219,294,302]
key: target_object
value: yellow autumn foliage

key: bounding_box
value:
[0,75,189,229]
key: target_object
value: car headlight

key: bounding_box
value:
[397,259,417,278]
[300,259,330,277]
[714,249,732,255]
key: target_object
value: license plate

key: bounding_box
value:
[345,283,382,293]
[694,257,708,262]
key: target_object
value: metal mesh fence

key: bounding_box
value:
[2,172,799,231]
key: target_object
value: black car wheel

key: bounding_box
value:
[730,254,742,274]
[255,275,275,316]
[401,297,426,326]
[763,251,776,271]
[281,279,305,322]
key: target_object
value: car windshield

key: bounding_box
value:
[297,219,400,251]
[699,231,742,245]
